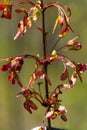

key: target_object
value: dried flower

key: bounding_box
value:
[46,105,67,121]
[14,1,41,40]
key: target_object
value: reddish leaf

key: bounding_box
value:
[0,2,12,19]
[15,8,27,13]
[24,101,32,114]
[76,63,87,73]
[0,64,9,71]
[8,71,16,84]
[61,114,67,122]
[14,18,32,40]
[60,69,68,81]
[0,5,5,10]
[24,99,38,114]
[29,100,38,110]
[62,27,69,37]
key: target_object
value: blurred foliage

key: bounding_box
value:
[0,0,87,130]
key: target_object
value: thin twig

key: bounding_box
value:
[41,0,51,129]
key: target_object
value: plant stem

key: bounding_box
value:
[41,0,51,130]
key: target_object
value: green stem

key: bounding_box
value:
[41,0,51,130]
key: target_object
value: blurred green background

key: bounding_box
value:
[0,0,87,130]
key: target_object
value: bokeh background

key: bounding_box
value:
[0,0,87,130]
